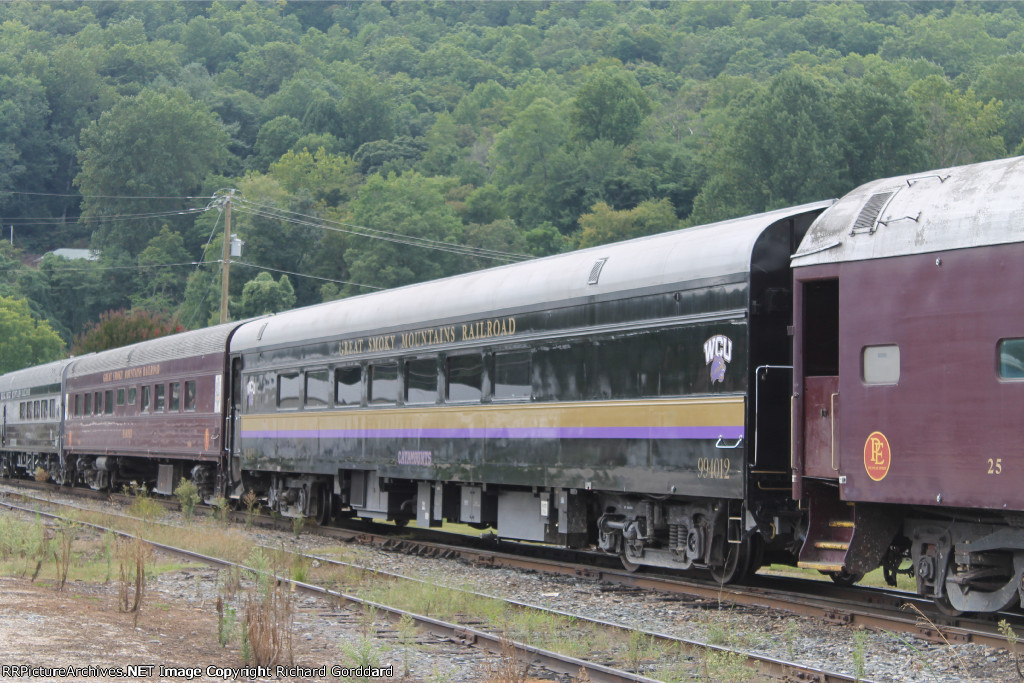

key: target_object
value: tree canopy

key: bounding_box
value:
[0,295,65,373]
[71,308,182,355]
[0,0,1019,350]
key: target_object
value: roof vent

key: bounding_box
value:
[256,322,269,341]
[588,258,608,285]
[850,192,894,235]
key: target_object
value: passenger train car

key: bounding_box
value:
[790,156,1024,613]
[2,155,1023,613]
[229,200,829,580]
[63,323,240,495]
[0,358,75,482]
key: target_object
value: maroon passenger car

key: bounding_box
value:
[790,156,1024,612]
[64,323,241,499]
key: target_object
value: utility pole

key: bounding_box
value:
[219,191,233,324]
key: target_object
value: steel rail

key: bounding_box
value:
[0,497,660,683]
[0,490,868,682]
[4,477,1016,652]
[310,516,1017,651]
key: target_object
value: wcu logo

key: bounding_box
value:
[703,335,733,384]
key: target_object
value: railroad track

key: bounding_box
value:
[7,476,1020,657]
[0,482,878,682]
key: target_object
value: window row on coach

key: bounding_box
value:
[69,381,198,417]
[241,324,746,414]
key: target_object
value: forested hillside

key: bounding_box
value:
[0,1,1020,359]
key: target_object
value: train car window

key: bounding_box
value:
[154,384,166,412]
[41,400,47,420]
[184,381,196,411]
[493,351,531,400]
[141,386,150,413]
[304,370,329,408]
[589,337,644,399]
[117,388,125,406]
[405,358,437,404]
[84,393,92,415]
[447,354,483,402]
[335,366,362,407]
[277,373,301,409]
[169,382,181,411]
[862,345,900,385]
[34,400,41,419]
[532,344,585,401]
[49,398,56,418]
[128,387,137,405]
[998,339,1024,379]
[369,363,399,405]
[104,390,114,414]
[93,392,101,415]
[73,395,80,417]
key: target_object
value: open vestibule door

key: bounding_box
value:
[798,278,840,480]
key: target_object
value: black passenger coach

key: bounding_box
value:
[230,201,829,578]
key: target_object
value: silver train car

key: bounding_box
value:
[0,358,76,482]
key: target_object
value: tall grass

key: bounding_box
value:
[117,535,152,627]
[53,518,77,591]
[242,548,294,667]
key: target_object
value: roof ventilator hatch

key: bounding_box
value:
[588,258,608,285]
[850,191,895,236]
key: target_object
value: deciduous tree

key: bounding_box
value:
[75,88,230,255]
[344,172,465,292]
[71,308,182,355]
[0,295,65,372]
[235,271,296,317]
[576,198,679,249]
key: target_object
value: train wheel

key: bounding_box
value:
[52,457,73,487]
[747,534,766,579]
[620,553,641,573]
[709,536,752,584]
[826,569,864,587]
[934,593,964,618]
[314,487,331,526]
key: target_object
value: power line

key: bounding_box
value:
[4,187,534,292]
[0,253,382,291]
[235,202,530,263]
[235,197,531,261]
[1,207,206,226]
[5,188,532,262]
[4,190,210,200]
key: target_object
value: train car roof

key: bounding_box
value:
[66,321,242,378]
[0,357,76,396]
[792,155,1024,267]
[231,200,832,353]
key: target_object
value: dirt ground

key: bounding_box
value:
[0,574,400,682]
